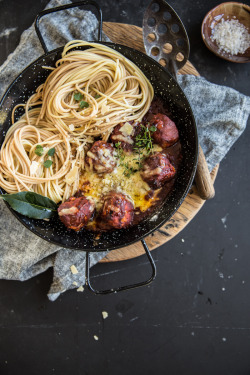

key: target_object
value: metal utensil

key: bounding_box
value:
[143,0,215,200]
[143,0,189,78]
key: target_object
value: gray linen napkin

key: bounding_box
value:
[0,0,249,301]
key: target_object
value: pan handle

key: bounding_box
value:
[34,0,103,53]
[85,239,156,294]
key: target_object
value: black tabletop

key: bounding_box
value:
[0,1,250,374]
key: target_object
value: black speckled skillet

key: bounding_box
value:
[0,1,198,294]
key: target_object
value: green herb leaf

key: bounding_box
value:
[43,160,53,168]
[0,192,57,219]
[74,92,83,101]
[123,163,137,178]
[114,142,125,161]
[35,145,44,156]
[149,125,157,132]
[79,100,89,109]
[134,124,154,155]
[114,141,141,175]
[94,94,101,99]
[47,147,55,157]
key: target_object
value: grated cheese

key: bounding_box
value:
[77,285,84,292]
[70,265,78,274]
[120,122,134,136]
[101,102,110,115]
[65,166,79,185]
[102,311,108,319]
[30,161,39,175]
[69,124,75,131]
[211,18,250,55]
[80,144,162,212]
[77,144,84,152]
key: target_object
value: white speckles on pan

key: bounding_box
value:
[0,42,198,251]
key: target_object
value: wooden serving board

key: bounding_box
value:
[100,22,218,263]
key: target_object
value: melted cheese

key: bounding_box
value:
[59,206,78,216]
[112,134,134,144]
[143,166,162,178]
[80,144,162,212]
[87,151,97,160]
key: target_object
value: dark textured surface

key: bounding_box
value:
[0,0,250,374]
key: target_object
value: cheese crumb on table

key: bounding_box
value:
[102,311,108,319]
[70,265,78,274]
[211,18,250,55]
[77,286,84,292]
[94,335,99,341]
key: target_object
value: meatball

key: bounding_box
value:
[85,141,117,174]
[150,113,179,148]
[110,121,141,152]
[141,152,176,189]
[99,192,134,229]
[143,97,171,123]
[58,194,94,231]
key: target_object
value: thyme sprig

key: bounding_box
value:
[114,123,157,178]
[114,142,138,178]
[123,162,138,178]
[114,142,125,161]
[133,123,157,155]
[132,123,157,168]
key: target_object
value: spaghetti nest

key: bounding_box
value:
[0,40,154,203]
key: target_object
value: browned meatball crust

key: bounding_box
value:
[58,194,94,231]
[150,113,179,148]
[141,152,176,189]
[99,192,134,229]
[85,141,117,173]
